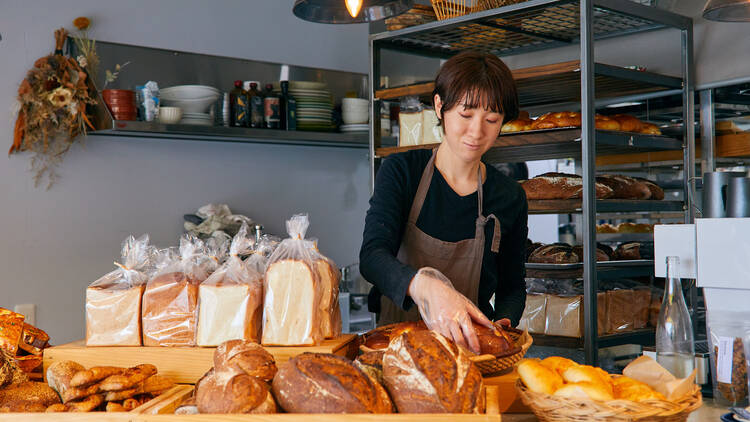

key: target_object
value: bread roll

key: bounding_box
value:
[518,359,563,395]
[142,272,199,347]
[501,111,532,133]
[554,381,614,401]
[530,112,581,129]
[540,356,578,376]
[562,365,613,396]
[383,330,483,413]
[612,376,665,401]
[213,340,277,383]
[262,259,322,346]
[610,114,642,132]
[272,353,393,413]
[0,381,61,412]
[595,114,621,131]
[640,122,662,135]
[596,223,618,233]
[46,361,85,402]
[196,371,276,414]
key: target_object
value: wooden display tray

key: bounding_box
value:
[1,385,502,421]
[43,334,359,385]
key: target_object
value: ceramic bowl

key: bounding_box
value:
[161,96,218,113]
[342,109,369,125]
[160,85,220,100]
[158,107,183,124]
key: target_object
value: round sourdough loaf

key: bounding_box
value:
[272,353,393,413]
[195,371,276,414]
[213,340,277,383]
[382,330,484,413]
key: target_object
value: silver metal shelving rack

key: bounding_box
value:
[368,0,694,365]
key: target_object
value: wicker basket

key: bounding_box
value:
[385,4,436,31]
[430,0,527,20]
[515,376,703,422]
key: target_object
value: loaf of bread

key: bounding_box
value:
[595,114,621,131]
[632,288,652,329]
[19,323,49,355]
[610,114,642,132]
[606,289,634,333]
[0,381,61,412]
[521,173,614,200]
[262,259,323,346]
[531,112,582,129]
[554,381,614,401]
[545,295,583,337]
[518,293,547,334]
[562,365,614,396]
[86,284,144,346]
[315,259,342,339]
[518,359,563,395]
[272,353,393,413]
[362,321,517,357]
[196,372,276,414]
[596,175,652,200]
[0,308,25,356]
[596,223,618,233]
[197,282,262,346]
[213,340,277,383]
[501,111,532,133]
[142,272,200,347]
[634,177,665,200]
[572,244,611,262]
[613,242,643,260]
[382,330,483,413]
[613,376,665,401]
[528,243,578,264]
[640,122,662,135]
[0,349,27,388]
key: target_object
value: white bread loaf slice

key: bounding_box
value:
[197,283,262,346]
[262,259,322,346]
[315,259,342,339]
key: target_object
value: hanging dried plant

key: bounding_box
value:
[9,25,98,189]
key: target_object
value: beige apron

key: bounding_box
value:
[379,148,502,325]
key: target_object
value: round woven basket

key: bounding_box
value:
[470,327,533,376]
[430,0,527,20]
[515,377,703,422]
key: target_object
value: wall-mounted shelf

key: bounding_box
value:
[376,61,681,107]
[532,329,655,349]
[89,120,370,149]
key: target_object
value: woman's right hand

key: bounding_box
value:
[408,267,493,354]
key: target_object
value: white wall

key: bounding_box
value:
[0,0,371,343]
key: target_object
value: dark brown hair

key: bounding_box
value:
[432,51,519,124]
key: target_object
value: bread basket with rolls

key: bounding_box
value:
[360,321,532,376]
[515,356,702,422]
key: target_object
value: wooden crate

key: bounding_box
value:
[133,385,195,414]
[43,334,359,384]
[483,370,531,414]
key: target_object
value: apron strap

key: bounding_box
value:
[476,164,501,253]
[407,148,438,224]
[486,214,501,253]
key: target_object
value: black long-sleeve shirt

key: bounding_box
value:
[359,149,528,325]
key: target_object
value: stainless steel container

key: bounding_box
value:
[702,171,745,217]
[727,176,750,217]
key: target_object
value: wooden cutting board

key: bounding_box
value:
[43,334,359,385]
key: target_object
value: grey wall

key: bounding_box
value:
[0,0,371,343]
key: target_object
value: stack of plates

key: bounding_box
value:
[340,124,369,133]
[181,112,212,126]
[275,81,335,131]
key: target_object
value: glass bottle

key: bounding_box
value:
[247,82,264,129]
[229,80,249,127]
[656,256,695,378]
[280,81,296,131]
[263,83,281,129]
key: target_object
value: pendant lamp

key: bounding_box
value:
[293,0,414,24]
[703,0,750,21]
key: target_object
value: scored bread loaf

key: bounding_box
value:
[196,371,276,414]
[141,272,199,347]
[634,177,665,200]
[528,243,578,264]
[262,259,323,346]
[596,175,652,200]
[272,353,393,413]
[382,330,484,413]
[213,340,277,383]
[521,173,614,200]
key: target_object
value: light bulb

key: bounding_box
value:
[345,0,363,18]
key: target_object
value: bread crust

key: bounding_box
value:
[596,175,652,200]
[213,340,277,383]
[196,372,276,414]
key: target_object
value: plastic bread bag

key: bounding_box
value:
[707,310,750,407]
[197,223,264,346]
[305,239,342,339]
[261,214,324,346]
[142,235,211,346]
[605,288,634,333]
[86,234,155,346]
[544,293,583,337]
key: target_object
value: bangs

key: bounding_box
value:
[432,51,519,124]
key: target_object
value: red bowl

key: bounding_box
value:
[102,89,134,99]
[112,112,136,121]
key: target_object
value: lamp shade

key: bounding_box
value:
[703,0,750,21]
[293,0,414,24]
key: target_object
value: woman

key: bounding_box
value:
[359,51,528,354]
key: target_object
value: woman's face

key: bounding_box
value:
[435,94,504,164]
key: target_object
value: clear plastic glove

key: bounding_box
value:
[408,267,494,354]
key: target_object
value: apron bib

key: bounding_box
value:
[379,148,502,325]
